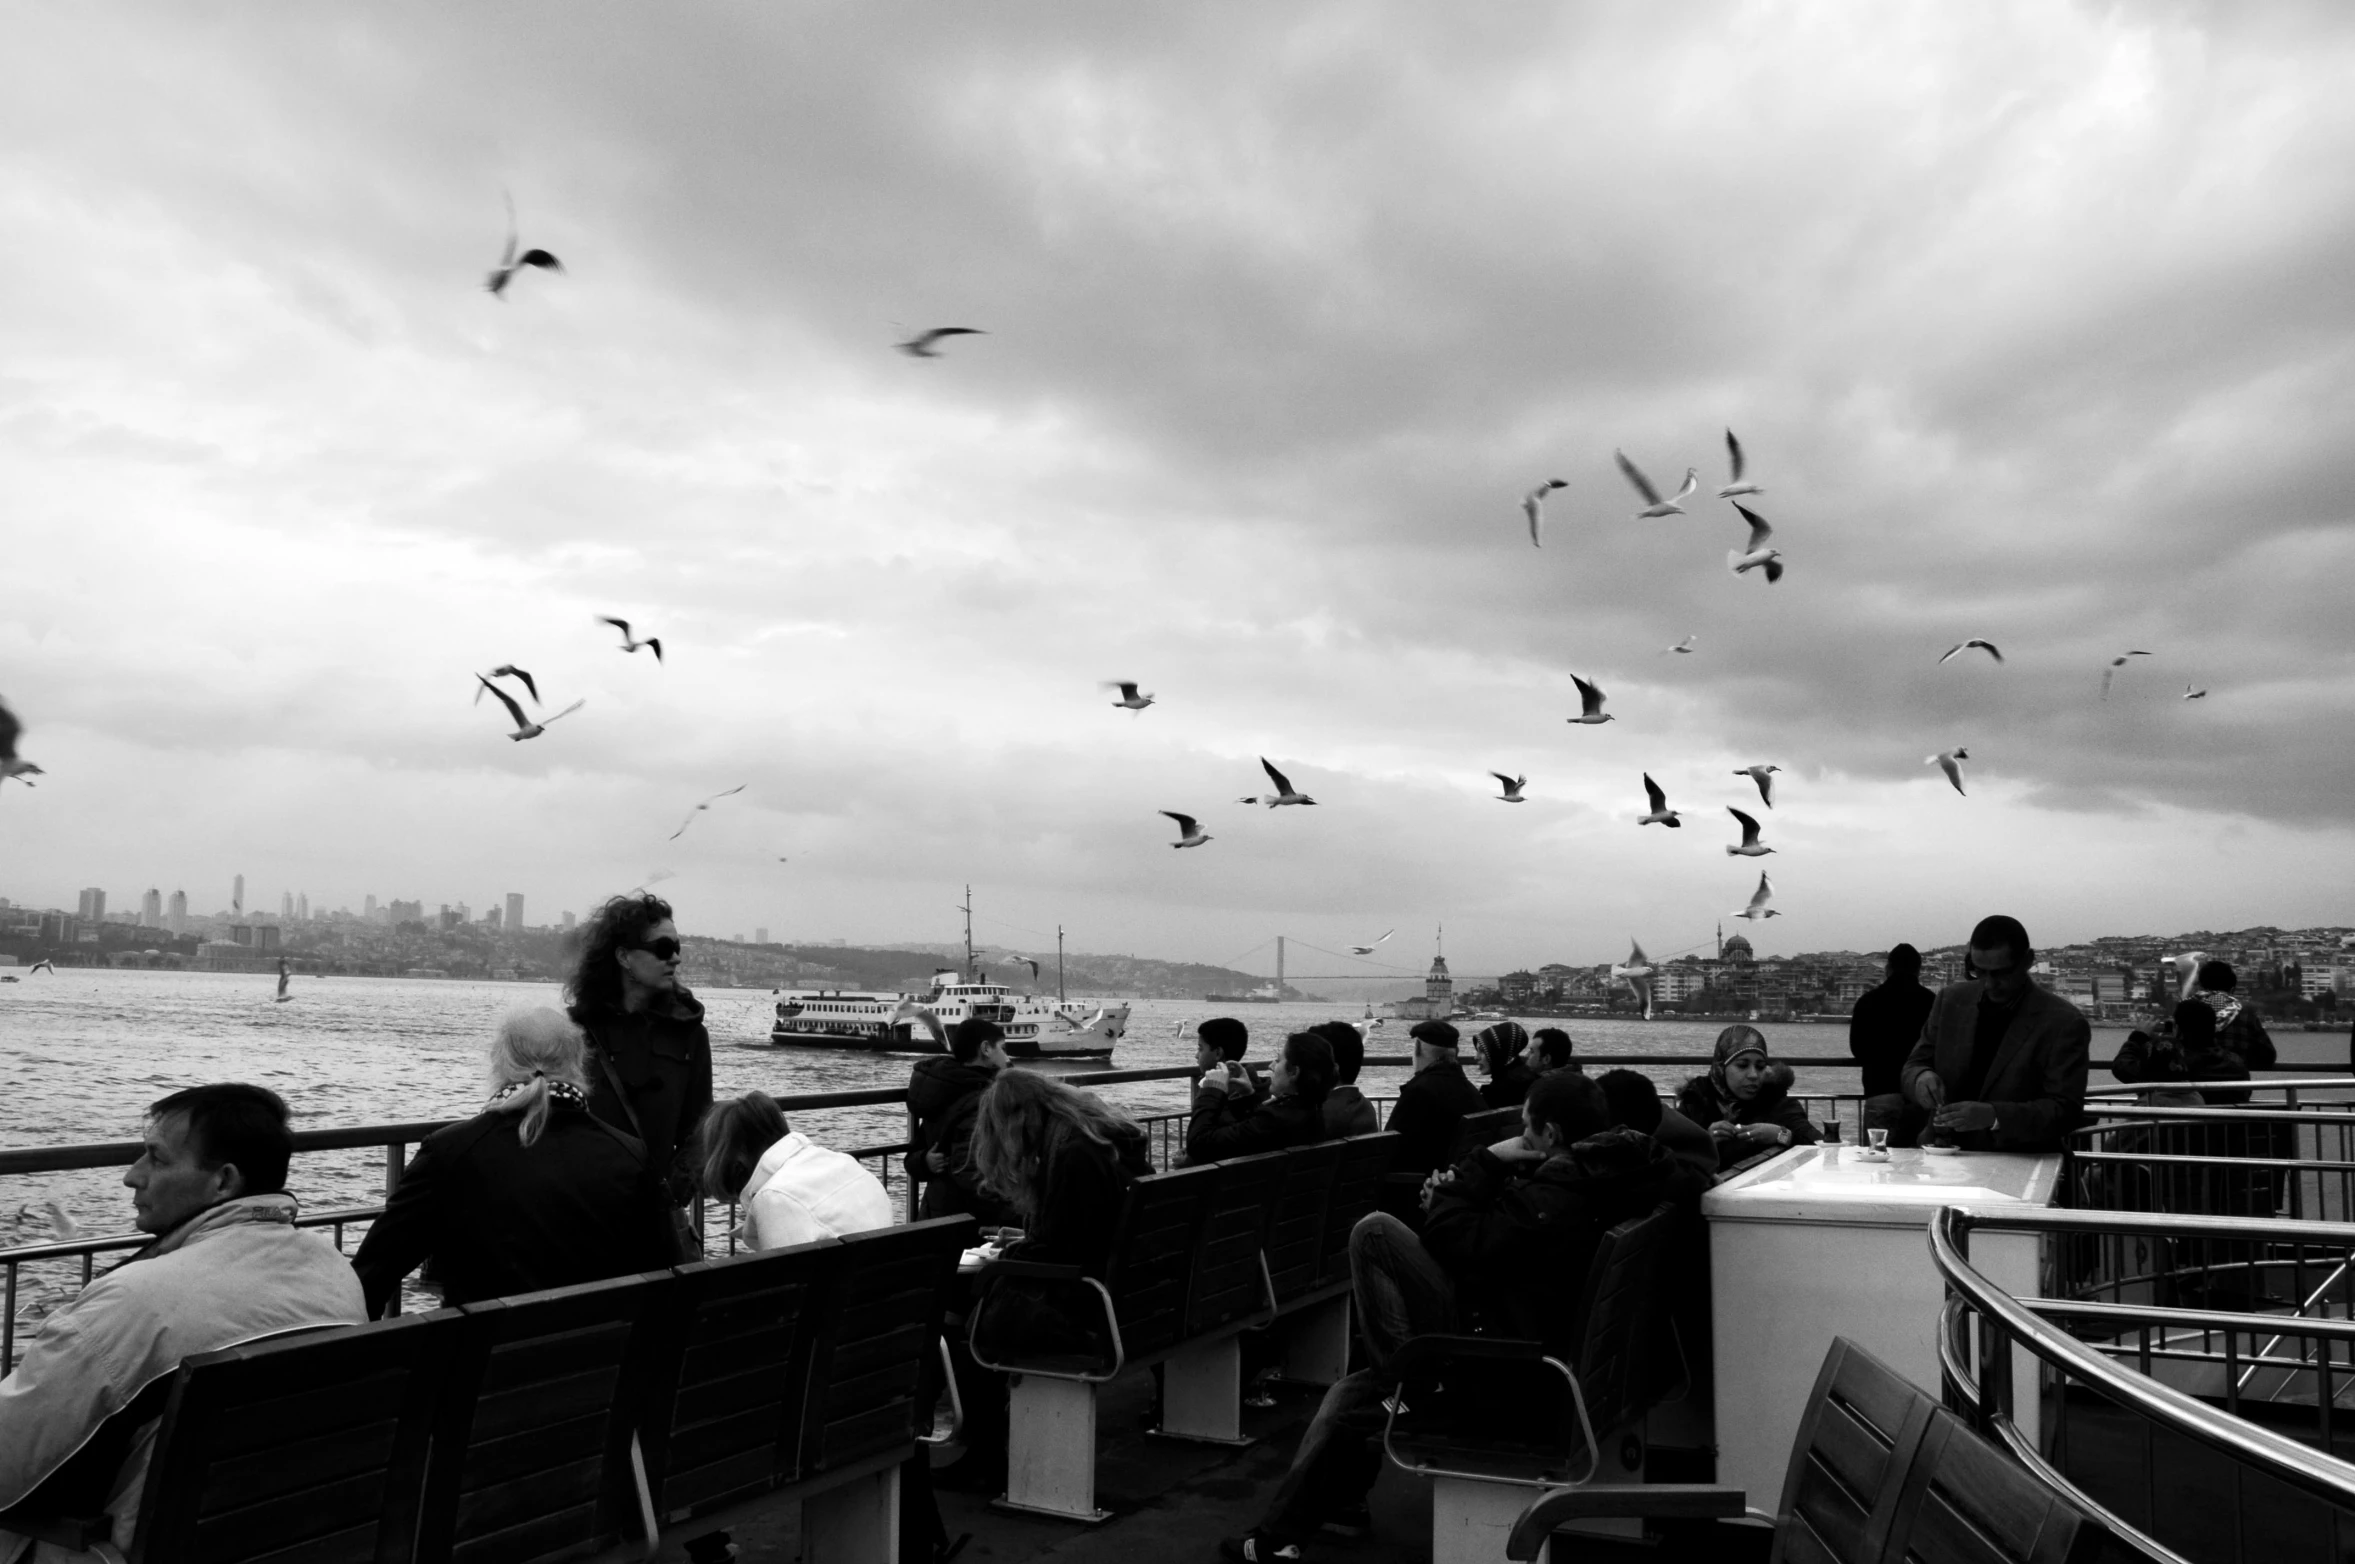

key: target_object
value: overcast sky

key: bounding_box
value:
[3,3,2350,977]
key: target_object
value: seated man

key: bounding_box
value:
[1595,1067,1718,1182]
[1531,1027,1579,1075]
[1220,1072,1684,1562]
[1382,1020,1486,1179]
[0,1085,367,1557]
[1308,1021,1379,1137]
[1901,914,2090,1152]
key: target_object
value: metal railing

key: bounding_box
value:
[2068,1105,2355,1227]
[1934,1205,2355,1563]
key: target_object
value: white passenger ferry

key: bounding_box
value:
[770,969,1128,1058]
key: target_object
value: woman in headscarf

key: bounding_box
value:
[1473,1020,1541,1108]
[1675,1025,1819,1164]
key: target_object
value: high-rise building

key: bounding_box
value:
[140,888,163,927]
[167,889,188,935]
[506,893,525,932]
[281,891,294,920]
[484,907,502,930]
[233,874,244,915]
[561,911,576,932]
[755,927,769,945]
[364,894,377,919]
[77,887,106,922]
[297,892,310,922]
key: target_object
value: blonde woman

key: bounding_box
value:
[694,1092,894,1251]
[351,1008,674,1317]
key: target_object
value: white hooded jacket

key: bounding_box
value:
[738,1132,896,1252]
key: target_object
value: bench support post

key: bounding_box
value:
[995,1374,1110,1523]
[1432,1477,1542,1564]
[803,1466,900,1564]
[1279,1295,1350,1387]
[1156,1336,1253,1445]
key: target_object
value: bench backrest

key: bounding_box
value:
[1450,1107,1525,1161]
[1570,1202,1676,1446]
[1104,1163,1222,1360]
[1769,1337,1940,1564]
[1263,1140,1344,1305]
[128,1312,449,1564]
[1883,1408,2108,1564]
[1187,1152,1289,1334]
[797,1217,971,1477]
[638,1238,839,1524]
[423,1271,671,1564]
[1317,1132,1402,1289]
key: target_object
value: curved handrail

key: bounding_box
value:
[1929,1205,2355,1521]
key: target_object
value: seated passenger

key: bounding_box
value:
[1472,1020,1541,1108]
[1309,1021,1380,1137]
[698,1091,896,1251]
[1186,1031,1336,1163]
[351,1009,677,1315]
[1676,1025,1820,1165]
[0,1086,366,1558]
[906,1014,1017,1225]
[1220,1072,1682,1562]
[1532,1026,1580,1074]
[1189,1016,1268,1144]
[1596,1067,1718,1182]
[1383,1020,1487,1178]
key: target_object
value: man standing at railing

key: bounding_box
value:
[0,1085,366,1558]
[1901,916,2090,1152]
[1850,944,1934,1143]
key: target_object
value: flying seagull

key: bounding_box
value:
[1734,764,1780,808]
[1663,635,1697,655]
[1938,639,2003,666]
[599,617,664,662]
[476,676,583,741]
[485,193,563,298]
[1717,429,1764,499]
[1162,810,1212,848]
[1609,940,1656,1020]
[1732,871,1780,921]
[1491,772,1528,803]
[1002,956,1042,980]
[1927,747,1969,796]
[472,665,540,707]
[1240,757,1316,807]
[671,784,747,840]
[1106,681,1156,711]
[1522,479,1568,547]
[1637,773,1681,828]
[1727,807,1774,857]
[0,695,40,788]
[2101,651,2153,699]
[1567,674,1615,725]
[1614,450,1699,518]
[1348,929,1396,955]
[2182,684,2208,701]
[1726,504,1783,582]
[897,328,986,358]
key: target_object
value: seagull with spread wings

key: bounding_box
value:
[2101,651,2152,699]
[1240,757,1316,807]
[476,676,583,741]
[1726,504,1783,582]
[1928,747,1969,795]
[1637,774,1681,828]
[1938,639,2003,666]
[1727,807,1774,857]
[2183,684,2208,701]
[599,617,664,662]
[0,695,40,788]
[1732,872,1780,921]
[1663,635,1697,655]
[1348,929,1396,955]
[1106,681,1156,711]
[485,193,563,298]
[472,665,540,707]
[1614,450,1698,518]
[1567,674,1615,725]
[671,784,747,840]
[1491,772,1528,803]
[1717,429,1764,499]
[1522,479,1567,547]
[1610,940,1657,1019]
[1734,764,1780,808]
[1162,810,1212,848]
[897,328,986,358]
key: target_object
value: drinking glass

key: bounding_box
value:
[1867,1127,1890,1154]
[1821,1117,1843,1145]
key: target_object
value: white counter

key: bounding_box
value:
[1701,1145,2062,1511]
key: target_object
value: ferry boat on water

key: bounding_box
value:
[770,970,1128,1058]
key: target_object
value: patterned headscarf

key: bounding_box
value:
[1474,1020,1530,1069]
[1708,1025,1771,1105]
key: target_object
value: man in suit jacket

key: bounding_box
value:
[1901,914,2089,1152]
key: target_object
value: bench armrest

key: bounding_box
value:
[1508,1486,1748,1559]
[1389,1333,1543,1378]
[984,1258,1085,1282]
[0,1508,119,1557]
[967,1274,1124,1382]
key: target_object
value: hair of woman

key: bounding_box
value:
[564,891,676,1016]
[697,1091,791,1203]
[484,1008,593,1148]
[1282,1031,1336,1108]
[969,1068,1140,1217]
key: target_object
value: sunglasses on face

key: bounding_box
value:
[632,937,683,961]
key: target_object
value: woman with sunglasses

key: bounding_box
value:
[565,892,713,1255]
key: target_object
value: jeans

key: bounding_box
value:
[1258,1214,1458,1539]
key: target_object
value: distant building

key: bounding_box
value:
[364,894,377,920]
[140,888,163,927]
[1499,970,1537,1005]
[77,888,106,922]
[388,899,422,924]
[297,892,310,922]
[755,927,769,945]
[1722,933,1755,963]
[231,923,253,946]
[233,874,244,915]
[39,912,74,943]
[1390,953,1457,1022]
[483,907,502,930]
[561,910,577,932]
[506,893,525,932]
[256,925,281,952]
[167,889,187,935]
[281,892,293,920]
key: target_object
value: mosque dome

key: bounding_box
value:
[1722,933,1755,962]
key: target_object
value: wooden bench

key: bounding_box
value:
[1507,1336,2110,1564]
[1382,1202,1679,1564]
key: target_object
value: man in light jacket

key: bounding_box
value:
[0,1085,367,1561]
[1901,915,2090,1153]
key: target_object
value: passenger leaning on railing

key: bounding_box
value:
[1676,1026,1819,1165]
[1184,1031,1338,1163]
[903,1011,1018,1226]
[0,1085,366,1558]
[695,1092,894,1251]
[349,1009,678,1317]
[1308,1021,1380,1137]
[2111,1000,2251,1107]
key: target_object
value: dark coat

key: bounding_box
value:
[1422,1128,1691,1353]
[1385,1058,1488,1176]
[1479,1057,1542,1110]
[349,1104,675,1318]
[1849,978,1936,1097]
[1900,981,2090,1152]
[2111,1028,2255,1107]
[1186,1089,1326,1163]
[907,1056,1012,1222]
[572,988,713,1205]
[1649,1106,1721,1183]
[1321,1084,1380,1139]
[1000,1120,1154,1278]
[1676,1063,1821,1149]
